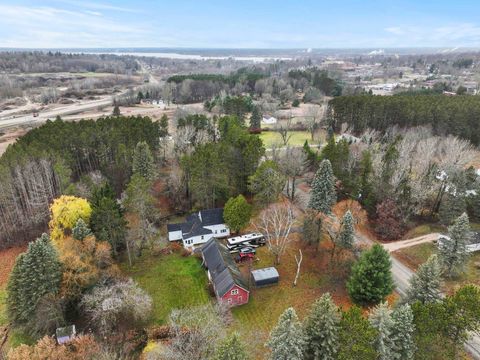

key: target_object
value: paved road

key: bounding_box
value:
[0,96,114,130]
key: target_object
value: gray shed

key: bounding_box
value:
[251,267,279,287]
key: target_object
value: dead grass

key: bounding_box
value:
[0,246,26,287]
[232,233,353,358]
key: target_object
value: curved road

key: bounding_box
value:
[0,96,114,130]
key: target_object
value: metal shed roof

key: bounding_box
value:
[251,267,279,282]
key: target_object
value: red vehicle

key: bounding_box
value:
[235,252,254,263]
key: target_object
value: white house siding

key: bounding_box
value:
[204,224,230,238]
[183,233,215,248]
[168,230,183,242]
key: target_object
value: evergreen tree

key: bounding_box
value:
[214,333,248,360]
[405,255,442,304]
[266,307,305,360]
[308,159,336,214]
[391,304,415,360]
[112,104,121,116]
[90,196,127,257]
[159,114,169,137]
[369,302,395,360]
[304,293,340,360]
[7,234,62,327]
[338,306,377,360]
[132,141,155,180]
[250,106,262,129]
[438,192,466,225]
[439,212,470,277]
[248,160,285,205]
[338,210,354,250]
[303,210,322,248]
[223,195,252,233]
[72,218,91,240]
[347,244,394,305]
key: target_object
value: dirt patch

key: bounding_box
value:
[0,246,26,287]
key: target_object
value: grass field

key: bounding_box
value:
[402,224,445,239]
[121,252,211,324]
[259,131,319,147]
[231,237,352,358]
[392,242,436,270]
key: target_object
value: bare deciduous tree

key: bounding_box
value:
[280,147,306,201]
[293,249,303,287]
[254,202,295,264]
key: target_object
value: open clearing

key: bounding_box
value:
[259,130,320,147]
[121,251,210,324]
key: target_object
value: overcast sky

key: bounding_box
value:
[1,0,479,49]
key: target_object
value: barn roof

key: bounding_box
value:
[201,239,248,297]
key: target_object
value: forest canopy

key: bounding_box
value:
[329,95,480,145]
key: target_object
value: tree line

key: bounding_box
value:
[0,116,161,249]
[329,94,480,145]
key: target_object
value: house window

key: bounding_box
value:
[231,289,239,295]
[201,235,204,240]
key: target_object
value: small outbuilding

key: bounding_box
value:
[56,325,76,344]
[251,267,279,287]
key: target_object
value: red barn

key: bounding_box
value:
[201,239,249,306]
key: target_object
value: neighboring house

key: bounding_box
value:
[201,239,249,306]
[336,133,361,144]
[262,115,277,125]
[56,325,76,344]
[167,208,230,248]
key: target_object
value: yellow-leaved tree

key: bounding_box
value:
[49,195,92,246]
[48,195,118,299]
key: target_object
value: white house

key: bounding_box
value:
[167,208,230,248]
[262,116,277,125]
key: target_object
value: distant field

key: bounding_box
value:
[260,131,319,147]
[121,252,211,324]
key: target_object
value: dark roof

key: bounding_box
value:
[167,208,225,239]
[200,208,224,226]
[201,239,248,297]
[167,223,183,232]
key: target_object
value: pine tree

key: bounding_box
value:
[347,244,394,305]
[438,192,466,225]
[7,234,62,327]
[214,332,248,360]
[405,255,442,304]
[439,212,470,277]
[223,195,252,233]
[304,293,340,360]
[338,210,354,250]
[90,196,127,257]
[308,159,336,214]
[391,304,415,360]
[369,302,395,360]
[303,210,322,248]
[72,218,91,240]
[250,106,262,129]
[132,141,155,180]
[338,306,377,360]
[266,307,305,360]
[112,104,121,116]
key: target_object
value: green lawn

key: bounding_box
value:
[121,252,211,324]
[392,242,437,270]
[0,286,7,326]
[260,131,318,147]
